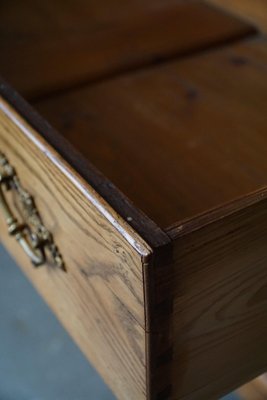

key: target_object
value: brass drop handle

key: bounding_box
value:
[0,181,45,265]
[0,152,65,270]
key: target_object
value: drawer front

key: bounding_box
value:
[0,97,151,400]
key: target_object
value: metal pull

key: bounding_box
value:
[0,152,65,270]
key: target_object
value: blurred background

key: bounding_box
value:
[0,244,240,400]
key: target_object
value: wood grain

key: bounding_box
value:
[0,76,170,251]
[1,6,267,399]
[166,190,267,399]
[2,94,267,400]
[36,36,267,229]
[238,374,267,399]
[0,0,254,99]
[0,97,152,400]
[207,0,267,32]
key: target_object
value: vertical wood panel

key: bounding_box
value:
[168,192,267,399]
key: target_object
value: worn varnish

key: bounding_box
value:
[37,37,267,228]
[0,97,151,400]
[0,0,254,99]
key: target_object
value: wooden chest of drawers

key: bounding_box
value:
[0,1,267,399]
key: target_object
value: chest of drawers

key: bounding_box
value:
[0,1,266,399]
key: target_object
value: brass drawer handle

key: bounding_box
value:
[0,152,65,270]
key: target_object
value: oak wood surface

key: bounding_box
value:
[207,0,267,32]
[0,0,254,99]
[166,190,267,399]
[36,36,267,229]
[0,97,152,400]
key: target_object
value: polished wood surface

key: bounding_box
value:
[36,36,267,229]
[0,97,152,400]
[208,0,267,32]
[167,190,267,399]
[0,0,253,99]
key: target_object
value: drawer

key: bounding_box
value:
[33,36,267,399]
[1,2,267,400]
[0,97,152,399]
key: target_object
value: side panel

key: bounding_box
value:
[169,193,267,399]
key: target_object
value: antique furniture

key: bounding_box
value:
[0,1,267,399]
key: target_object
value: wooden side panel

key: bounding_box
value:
[0,0,254,98]
[207,0,267,32]
[0,97,151,400]
[168,192,267,399]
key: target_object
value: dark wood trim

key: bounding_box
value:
[0,77,170,250]
[143,243,175,400]
[167,187,267,240]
